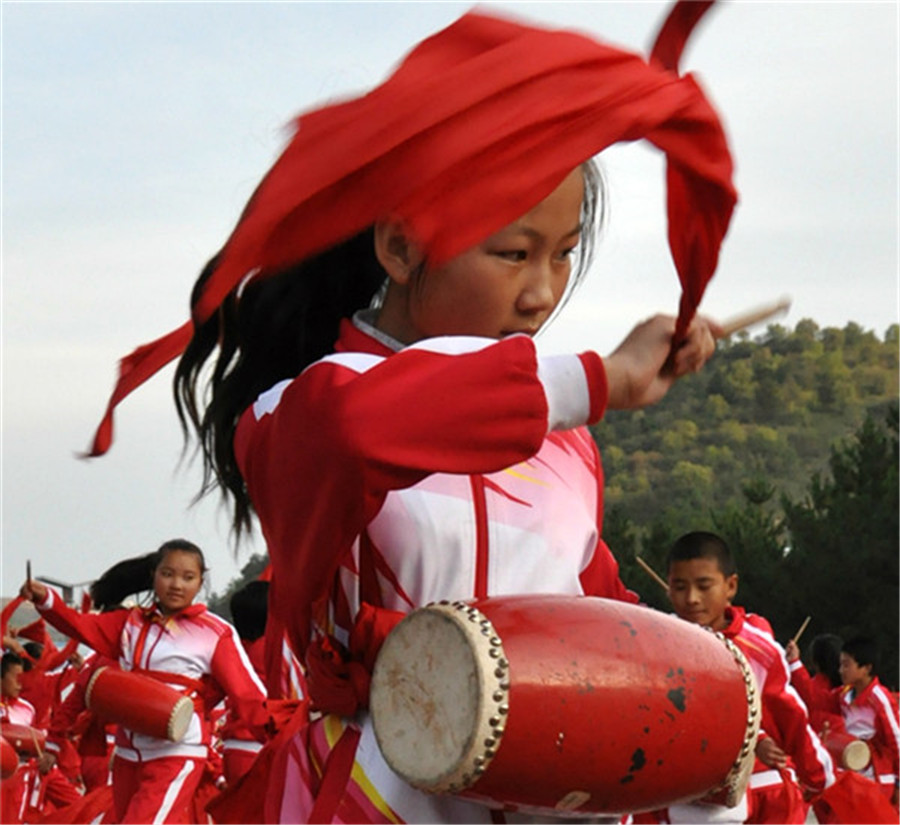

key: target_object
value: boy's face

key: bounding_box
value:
[667,558,738,632]
[1,664,24,700]
[839,652,872,689]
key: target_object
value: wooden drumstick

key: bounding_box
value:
[636,556,669,592]
[718,297,792,338]
[26,560,31,584]
[29,727,43,759]
[792,615,812,645]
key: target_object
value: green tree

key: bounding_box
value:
[783,406,899,688]
[207,552,269,621]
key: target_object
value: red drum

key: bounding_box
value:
[1,722,46,757]
[370,595,759,816]
[85,667,194,742]
[823,730,871,771]
[1,735,20,777]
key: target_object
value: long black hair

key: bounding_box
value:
[807,633,842,688]
[89,539,206,611]
[174,161,607,540]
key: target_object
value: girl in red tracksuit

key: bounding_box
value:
[20,539,270,824]
[86,6,738,820]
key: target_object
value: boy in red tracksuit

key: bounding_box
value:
[798,635,899,805]
[1,651,83,823]
[636,531,835,824]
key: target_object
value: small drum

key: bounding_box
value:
[1,734,21,776]
[370,595,759,816]
[1,722,46,757]
[823,730,871,771]
[85,667,194,742]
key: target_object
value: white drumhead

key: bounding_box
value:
[841,739,871,772]
[370,602,509,794]
[166,697,194,742]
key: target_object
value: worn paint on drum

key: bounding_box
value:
[372,594,758,816]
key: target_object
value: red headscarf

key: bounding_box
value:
[87,1,734,456]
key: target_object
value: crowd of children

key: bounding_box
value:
[4,540,306,824]
[4,532,897,824]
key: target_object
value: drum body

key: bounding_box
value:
[0,736,17,778]
[1,723,46,758]
[823,731,871,771]
[85,667,194,742]
[371,595,759,816]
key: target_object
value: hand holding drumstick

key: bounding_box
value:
[19,560,47,603]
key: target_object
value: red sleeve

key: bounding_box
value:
[238,336,555,651]
[46,660,98,753]
[759,643,835,790]
[35,589,127,660]
[870,686,900,779]
[209,621,269,740]
[579,539,640,603]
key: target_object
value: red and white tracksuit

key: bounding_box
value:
[788,663,845,737]
[803,673,900,799]
[46,652,118,792]
[36,588,268,824]
[1,694,82,822]
[234,316,637,822]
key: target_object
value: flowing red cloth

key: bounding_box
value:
[2,596,25,640]
[85,1,735,457]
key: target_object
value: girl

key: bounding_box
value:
[89,5,738,822]
[20,539,269,824]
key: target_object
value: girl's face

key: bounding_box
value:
[377,167,585,344]
[153,549,203,615]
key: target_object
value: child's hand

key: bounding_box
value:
[19,578,47,603]
[784,639,800,663]
[605,314,719,410]
[755,736,787,769]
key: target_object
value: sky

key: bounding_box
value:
[2,1,898,601]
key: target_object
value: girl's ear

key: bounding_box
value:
[374,218,425,286]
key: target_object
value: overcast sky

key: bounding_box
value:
[2,1,898,601]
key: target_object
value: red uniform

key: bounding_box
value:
[46,652,117,792]
[788,660,845,736]
[810,676,900,799]
[235,317,636,821]
[35,587,269,824]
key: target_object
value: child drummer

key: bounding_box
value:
[636,531,835,824]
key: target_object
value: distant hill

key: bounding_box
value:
[593,319,898,534]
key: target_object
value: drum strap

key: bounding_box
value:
[133,669,205,695]
[133,669,207,714]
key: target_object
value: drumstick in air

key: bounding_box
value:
[636,556,669,592]
[717,297,792,339]
[792,615,812,645]
[26,560,31,584]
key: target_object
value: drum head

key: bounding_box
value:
[167,697,194,742]
[842,739,871,772]
[370,602,509,794]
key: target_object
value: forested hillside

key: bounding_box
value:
[210,319,899,687]
[599,320,898,686]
